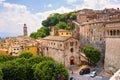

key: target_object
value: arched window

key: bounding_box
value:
[70,48,73,52]
[110,30,112,36]
[117,30,120,35]
[113,30,116,36]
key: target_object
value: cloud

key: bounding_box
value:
[44,3,52,8]
[0,0,5,4]
[0,1,73,36]
[48,4,52,7]
[3,2,27,12]
[75,0,120,10]
[36,6,73,19]
[67,0,77,4]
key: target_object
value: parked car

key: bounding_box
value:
[89,71,97,78]
[79,68,90,75]
[70,77,76,80]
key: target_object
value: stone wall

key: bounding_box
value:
[104,38,120,72]
[78,22,105,61]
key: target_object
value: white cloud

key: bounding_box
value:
[0,1,73,36]
[67,0,77,4]
[44,4,52,8]
[75,0,120,10]
[48,4,52,7]
[36,6,73,22]
[3,2,27,12]
[0,0,5,4]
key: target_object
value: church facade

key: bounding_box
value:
[42,36,80,68]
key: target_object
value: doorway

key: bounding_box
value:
[70,56,75,65]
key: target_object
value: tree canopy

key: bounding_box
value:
[42,12,76,27]
[30,12,76,39]
[30,27,50,39]
[82,46,101,66]
[0,52,69,80]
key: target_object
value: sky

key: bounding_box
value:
[0,0,120,38]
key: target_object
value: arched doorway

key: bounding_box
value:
[70,56,75,65]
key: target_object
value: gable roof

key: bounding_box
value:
[43,36,76,42]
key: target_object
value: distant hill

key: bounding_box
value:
[0,32,20,38]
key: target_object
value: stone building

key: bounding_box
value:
[50,27,72,37]
[76,9,94,23]
[73,20,105,62]
[37,27,81,68]
[75,8,120,72]
[75,8,120,63]
[79,21,105,53]
[104,20,120,72]
[41,36,80,68]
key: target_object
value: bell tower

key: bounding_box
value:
[23,24,28,36]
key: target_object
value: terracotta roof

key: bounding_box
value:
[43,36,71,41]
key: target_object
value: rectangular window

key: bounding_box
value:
[70,42,73,46]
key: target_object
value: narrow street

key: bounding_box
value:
[69,73,110,80]
[68,65,110,80]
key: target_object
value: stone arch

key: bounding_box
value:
[110,30,112,36]
[117,30,120,35]
[113,30,116,36]
[69,56,75,65]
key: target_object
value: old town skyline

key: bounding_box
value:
[0,0,120,38]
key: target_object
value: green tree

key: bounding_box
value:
[19,52,33,59]
[0,53,69,80]
[69,12,76,20]
[0,69,3,80]
[56,21,68,29]
[30,27,50,39]
[2,61,27,80]
[0,54,14,63]
[33,61,69,80]
[82,46,101,66]
[42,13,60,27]
[30,32,39,39]
[42,20,49,27]
[59,13,68,22]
